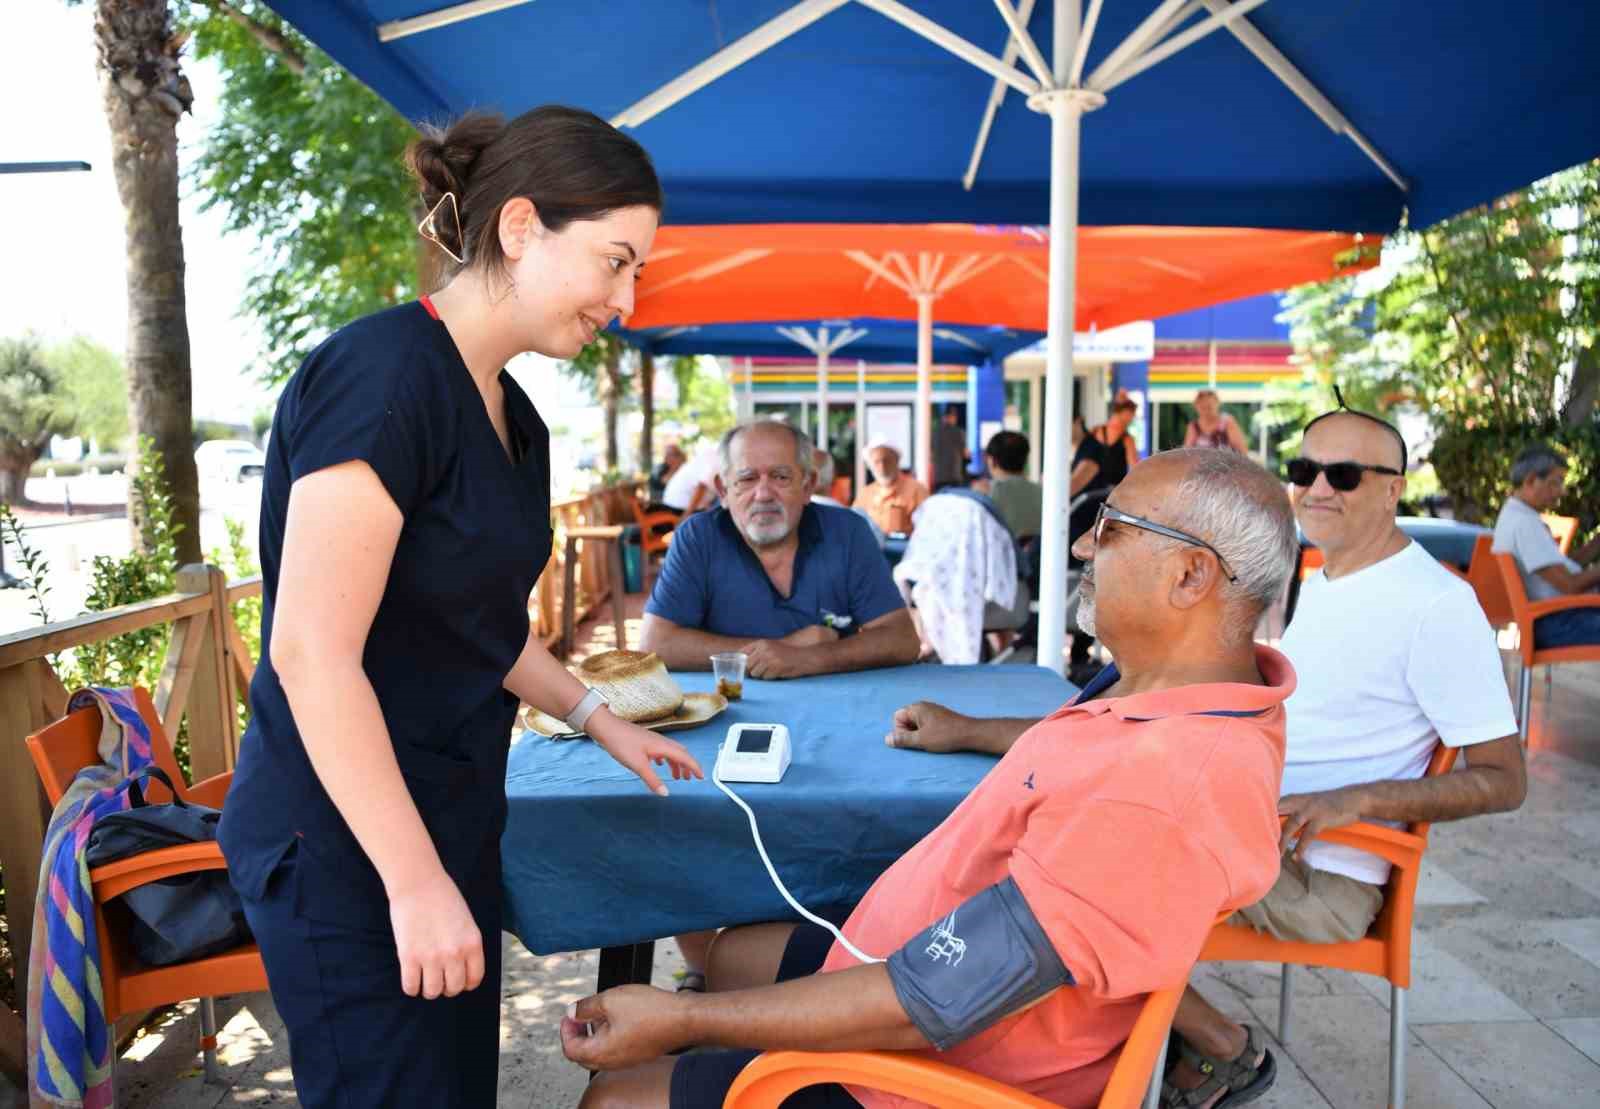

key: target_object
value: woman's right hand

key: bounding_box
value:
[389,869,484,999]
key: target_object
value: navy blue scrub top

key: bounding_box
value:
[218,299,552,927]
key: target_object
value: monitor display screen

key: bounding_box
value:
[736,727,774,754]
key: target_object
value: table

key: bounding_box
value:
[500,664,1074,986]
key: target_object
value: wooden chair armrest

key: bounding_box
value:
[567,525,625,542]
[185,771,233,810]
[89,842,229,902]
[638,511,679,530]
[1526,593,1600,619]
[725,1051,1054,1109]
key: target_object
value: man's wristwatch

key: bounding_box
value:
[563,687,609,735]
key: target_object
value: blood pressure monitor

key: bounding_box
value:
[714,723,792,784]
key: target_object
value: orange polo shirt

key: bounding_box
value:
[821,646,1294,1108]
[853,473,930,536]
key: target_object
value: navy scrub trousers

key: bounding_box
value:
[219,298,552,1108]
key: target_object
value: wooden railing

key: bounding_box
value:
[0,482,638,1083]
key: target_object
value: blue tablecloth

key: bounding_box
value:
[501,664,1074,954]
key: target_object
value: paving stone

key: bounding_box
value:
[1416,858,1487,906]
[1243,993,1490,1109]
[1419,1020,1600,1109]
[1427,915,1600,1020]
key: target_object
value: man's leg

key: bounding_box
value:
[706,923,799,992]
[674,930,719,991]
[581,1059,676,1109]
[1533,608,1600,650]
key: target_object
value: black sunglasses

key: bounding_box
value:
[1092,501,1238,583]
[1285,458,1402,492]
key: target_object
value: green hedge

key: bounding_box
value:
[1430,421,1599,544]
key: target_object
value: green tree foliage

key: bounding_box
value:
[185,1,419,381]
[1275,159,1599,514]
[43,336,131,451]
[0,336,78,504]
[660,355,737,445]
[560,333,635,471]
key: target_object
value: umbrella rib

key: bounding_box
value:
[990,0,1052,87]
[1008,255,1050,285]
[963,0,1039,191]
[845,251,915,295]
[855,0,1040,98]
[936,253,1006,295]
[1095,0,1274,92]
[377,0,537,42]
[1197,0,1408,190]
[889,252,922,291]
[1067,0,1107,87]
[636,248,774,300]
[1086,0,1197,90]
[611,0,851,128]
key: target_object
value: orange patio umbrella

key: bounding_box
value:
[632,222,1374,479]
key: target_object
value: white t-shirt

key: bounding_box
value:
[1492,496,1577,602]
[1281,541,1517,885]
[661,447,718,511]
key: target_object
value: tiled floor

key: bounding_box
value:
[7,595,1595,1108]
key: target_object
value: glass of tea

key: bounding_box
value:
[710,651,748,701]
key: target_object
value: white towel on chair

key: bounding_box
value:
[893,496,1017,664]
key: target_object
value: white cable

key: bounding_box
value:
[713,770,884,965]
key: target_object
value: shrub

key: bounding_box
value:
[1429,421,1599,544]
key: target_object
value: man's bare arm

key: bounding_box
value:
[886,702,1036,756]
[638,613,762,671]
[562,964,927,1071]
[1535,562,1600,594]
[1280,735,1526,855]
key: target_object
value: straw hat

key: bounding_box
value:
[573,650,684,723]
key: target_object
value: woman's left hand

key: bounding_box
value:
[589,710,704,796]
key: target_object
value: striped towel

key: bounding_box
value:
[26,687,155,1108]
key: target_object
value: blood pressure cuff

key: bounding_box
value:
[885,878,1074,1051]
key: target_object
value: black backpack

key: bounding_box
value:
[84,765,252,967]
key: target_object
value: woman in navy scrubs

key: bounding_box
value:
[218,106,702,1108]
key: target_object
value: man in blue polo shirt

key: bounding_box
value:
[640,420,919,681]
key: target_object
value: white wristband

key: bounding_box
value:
[563,687,608,734]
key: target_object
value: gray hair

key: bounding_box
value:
[718,419,815,477]
[1158,448,1298,641]
[1510,443,1567,486]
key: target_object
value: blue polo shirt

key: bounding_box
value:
[645,503,904,638]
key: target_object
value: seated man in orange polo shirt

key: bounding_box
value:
[561,449,1301,1109]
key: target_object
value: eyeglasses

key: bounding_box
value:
[1091,501,1238,583]
[729,467,799,495]
[1285,458,1402,492]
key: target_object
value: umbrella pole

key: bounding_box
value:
[818,336,830,453]
[1035,0,1098,678]
[915,292,935,487]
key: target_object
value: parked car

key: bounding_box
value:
[195,439,266,483]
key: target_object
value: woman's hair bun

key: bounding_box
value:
[405,112,508,248]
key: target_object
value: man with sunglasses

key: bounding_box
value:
[888,412,1525,1108]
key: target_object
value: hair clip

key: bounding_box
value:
[418,191,466,265]
[1332,383,1349,410]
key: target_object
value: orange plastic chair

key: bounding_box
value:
[1465,535,1514,630]
[1200,741,1458,1109]
[830,475,853,504]
[25,687,266,1083]
[1541,513,1578,556]
[1298,546,1325,582]
[629,491,679,584]
[725,981,1183,1109]
[1494,551,1600,742]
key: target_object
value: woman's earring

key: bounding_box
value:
[418,192,466,265]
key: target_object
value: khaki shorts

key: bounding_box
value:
[1230,852,1384,944]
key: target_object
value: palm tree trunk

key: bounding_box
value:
[639,351,655,477]
[96,0,202,564]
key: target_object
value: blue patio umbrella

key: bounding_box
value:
[266,0,1600,691]
[619,317,1042,364]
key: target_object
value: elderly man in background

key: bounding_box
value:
[889,415,1525,1108]
[853,439,929,536]
[641,420,918,681]
[1493,442,1600,648]
[565,448,1300,1109]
